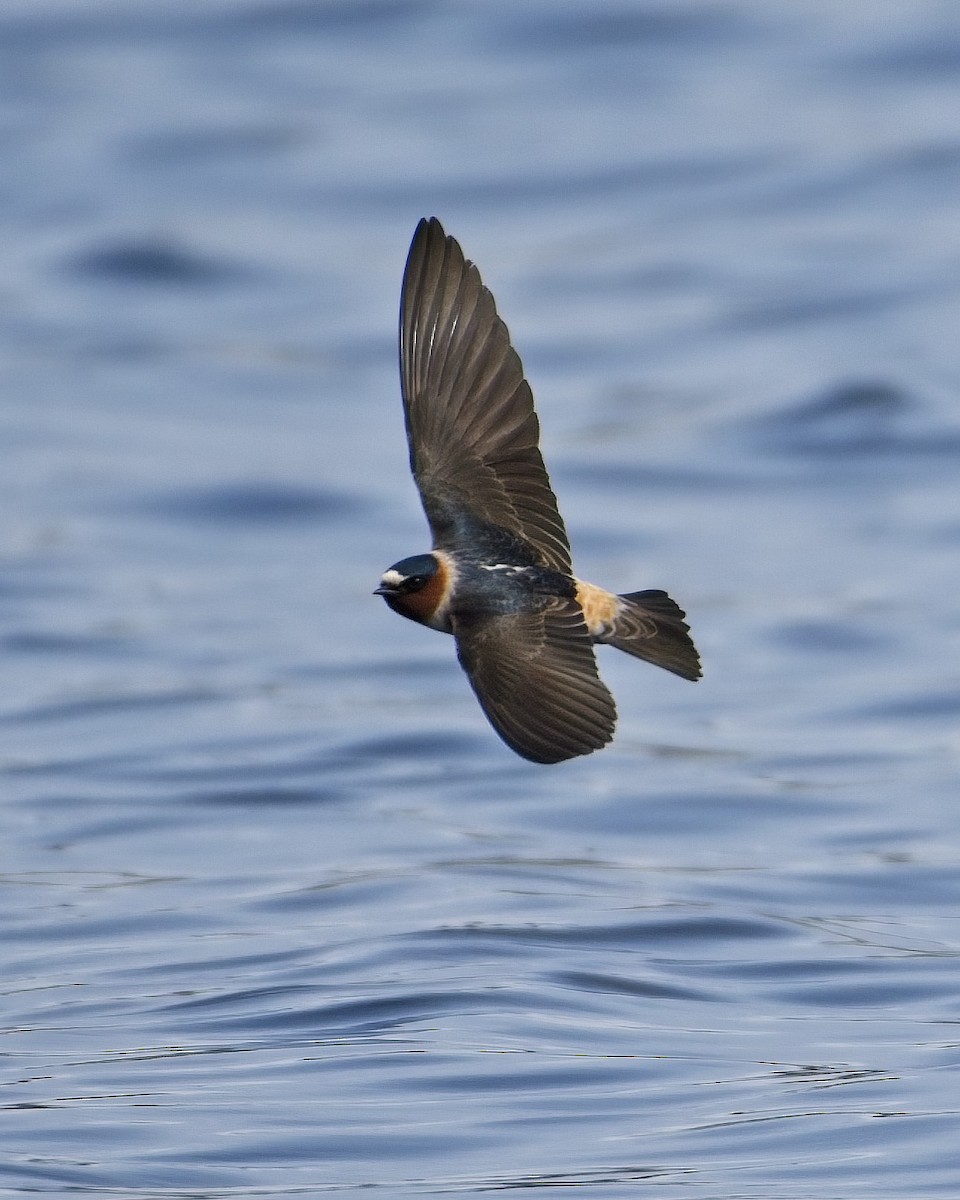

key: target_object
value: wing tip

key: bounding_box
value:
[506,724,615,765]
[409,215,449,258]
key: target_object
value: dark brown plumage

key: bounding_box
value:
[400,218,572,573]
[378,218,700,763]
[453,599,617,764]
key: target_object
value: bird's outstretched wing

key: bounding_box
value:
[452,597,616,763]
[400,217,572,574]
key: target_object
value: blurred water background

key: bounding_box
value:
[3,2,960,1196]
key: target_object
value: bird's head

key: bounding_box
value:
[374,553,446,626]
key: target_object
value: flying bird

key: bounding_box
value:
[376,218,700,763]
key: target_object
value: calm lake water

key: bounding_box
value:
[3,3,960,1197]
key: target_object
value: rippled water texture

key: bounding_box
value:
[3,3,960,1197]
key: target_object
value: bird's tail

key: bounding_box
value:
[602,589,701,681]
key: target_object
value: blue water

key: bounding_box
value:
[3,2,960,1196]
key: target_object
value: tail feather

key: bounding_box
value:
[604,589,701,681]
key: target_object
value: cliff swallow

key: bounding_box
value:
[376,218,700,763]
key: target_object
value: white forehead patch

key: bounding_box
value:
[380,568,406,587]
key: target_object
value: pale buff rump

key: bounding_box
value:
[574,579,622,638]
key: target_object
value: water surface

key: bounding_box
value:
[3,3,960,1197]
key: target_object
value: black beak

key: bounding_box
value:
[373,585,396,596]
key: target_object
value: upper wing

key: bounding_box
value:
[400,217,572,573]
[453,597,616,763]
